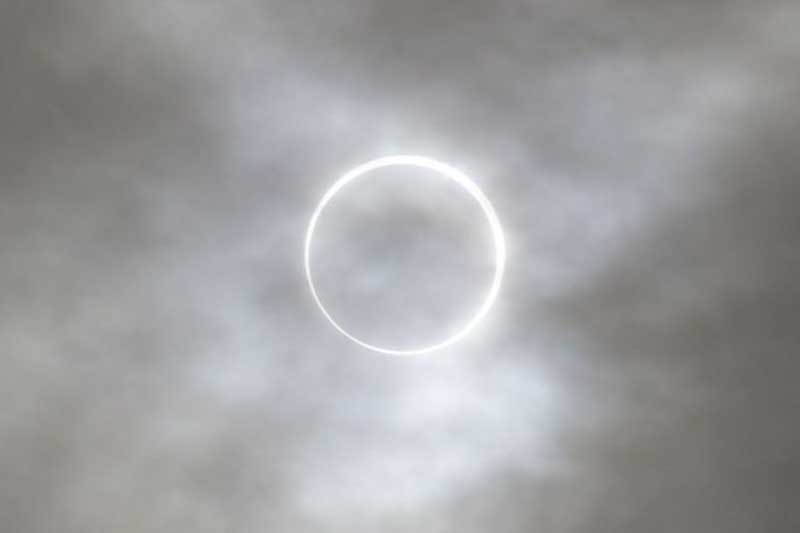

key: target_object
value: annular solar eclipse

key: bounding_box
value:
[304,155,506,356]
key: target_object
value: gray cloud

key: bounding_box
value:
[1,1,799,531]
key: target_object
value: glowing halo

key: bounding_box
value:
[304,155,506,356]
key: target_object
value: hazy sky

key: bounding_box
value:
[1,1,799,532]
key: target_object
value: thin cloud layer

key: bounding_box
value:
[1,1,798,532]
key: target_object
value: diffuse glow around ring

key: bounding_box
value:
[304,155,506,356]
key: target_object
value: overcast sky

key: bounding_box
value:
[1,1,799,532]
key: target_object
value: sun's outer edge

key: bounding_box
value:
[304,155,506,356]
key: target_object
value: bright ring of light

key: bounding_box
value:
[304,155,506,356]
